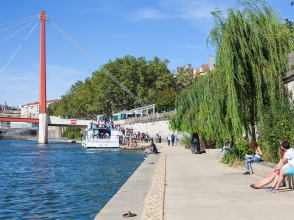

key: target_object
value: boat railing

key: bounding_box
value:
[87,139,118,143]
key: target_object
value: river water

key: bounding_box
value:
[0,140,145,219]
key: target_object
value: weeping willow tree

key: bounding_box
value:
[169,0,294,145]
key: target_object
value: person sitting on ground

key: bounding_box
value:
[266,141,294,193]
[243,141,263,175]
[250,141,288,189]
[133,140,137,148]
[151,142,158,153]
[145,142,158,158]
[144,144,153,156]
[222,139,230,151]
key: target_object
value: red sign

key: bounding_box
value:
[71,120,76,124]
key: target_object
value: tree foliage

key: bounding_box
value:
[48,56,175,118]
[169,0,294,148]
[175,66,194,92]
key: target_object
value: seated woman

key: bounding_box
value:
[267,141,294,193]
[250,141,287,189]
[243,141,263,175]
[133,141,137,148]
[144,142,158,158]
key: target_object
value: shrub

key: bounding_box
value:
[62,127,82,140]
[259,99,294,163]
[222,139,254,165]
[180,134,191,149]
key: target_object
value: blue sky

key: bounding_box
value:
[0,0,293,107]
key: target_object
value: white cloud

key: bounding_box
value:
[132,8,167,20]
[47,64,84,76]
[131,0,232,25]
[185,44,198,49]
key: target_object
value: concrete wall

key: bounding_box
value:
[48,126,65,138]
[48,116,94,127]
[115,120,183,143]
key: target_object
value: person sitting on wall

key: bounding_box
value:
[266,141,294,193]
[222,139,231,151]
[250,141,288,189]
[243,141,263,175]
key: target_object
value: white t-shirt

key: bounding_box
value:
[255,147,262,159]
[284,148,294,167]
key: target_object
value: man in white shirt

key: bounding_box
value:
[268,141,294,193]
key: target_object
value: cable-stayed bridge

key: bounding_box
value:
[0,11,144,143]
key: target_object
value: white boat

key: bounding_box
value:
[81,121,119,148]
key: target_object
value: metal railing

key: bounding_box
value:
[0,113,39,118]
[87,139,118,143]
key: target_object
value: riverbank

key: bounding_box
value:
[95,142,294,220]
[94,150,163,219]
[27,138,81,143]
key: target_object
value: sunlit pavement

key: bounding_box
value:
[156,143,294,220]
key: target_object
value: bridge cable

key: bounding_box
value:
[0,19,40,77]
[47,18,145,107]
[0,17,38,33]
[0,15,38,27]
[47,17,145,107]
[0,18,40,46]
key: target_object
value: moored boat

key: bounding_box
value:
[81,120,119,148]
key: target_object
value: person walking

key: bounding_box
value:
[171,133,175,146]
[174,134,178,146]
[167,134,171,146]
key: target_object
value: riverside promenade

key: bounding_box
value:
[161,143,294,220]
[94,143,294,220]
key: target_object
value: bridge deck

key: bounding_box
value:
[0,117,39,123]
[0,116,94,128]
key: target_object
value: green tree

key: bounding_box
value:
[156,87,177,111]
[169,0,294,147]
[175,66,194,92]
[51,56,176,118]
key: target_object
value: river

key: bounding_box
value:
[0,140,145,219]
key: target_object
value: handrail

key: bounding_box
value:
[0,113,38,118]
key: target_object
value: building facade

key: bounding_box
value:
[21,99,60,116]
[173,55,215,78]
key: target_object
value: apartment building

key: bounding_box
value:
[21,99,60,116]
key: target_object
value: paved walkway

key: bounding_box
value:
[94,153,160,220]
[157,143,294,220]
